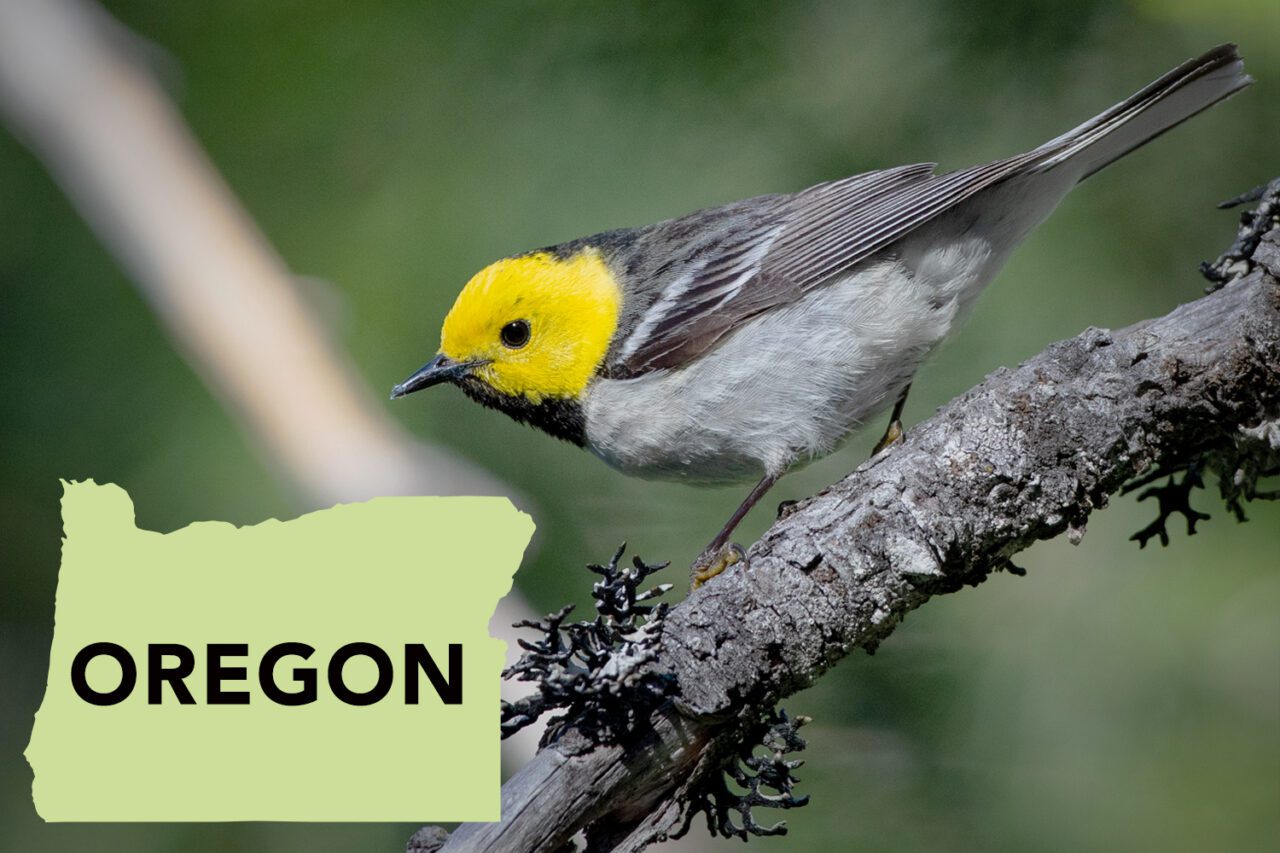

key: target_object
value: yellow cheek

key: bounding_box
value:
[482,309,617,402]
[444,250,621,403]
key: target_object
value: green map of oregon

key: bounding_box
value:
[26,481,532,822]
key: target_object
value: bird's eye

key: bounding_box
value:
[500,319,531,349]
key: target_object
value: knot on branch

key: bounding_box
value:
[678,708,811,842]
[405,825,451,853]
[500,544,676,746]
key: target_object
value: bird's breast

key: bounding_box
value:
[582,259,969,483]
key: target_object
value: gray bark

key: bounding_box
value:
[438,223,1280,853]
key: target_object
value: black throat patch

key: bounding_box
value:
[456,378,586,447]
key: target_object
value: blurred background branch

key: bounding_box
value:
[0,0,509,504]
[0,0,547,767]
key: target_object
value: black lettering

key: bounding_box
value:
[207,643,250,704]
[328,642,392,706]
[71,642,136,706]
[259,642,317,706]
[147,643,196,704]
[405,643,462,704]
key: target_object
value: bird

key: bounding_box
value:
[392,44,1251,586]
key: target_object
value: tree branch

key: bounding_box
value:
[434,205,1280,853]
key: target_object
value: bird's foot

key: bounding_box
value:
[690,542,745,589]
[871,418,904,456]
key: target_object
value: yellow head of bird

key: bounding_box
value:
[393,249,622,404]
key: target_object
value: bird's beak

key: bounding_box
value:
[390,354,484,399]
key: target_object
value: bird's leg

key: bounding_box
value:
[872,382,912,456]
[690,473,778,588]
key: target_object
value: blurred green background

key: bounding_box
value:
[3,1,1278,850]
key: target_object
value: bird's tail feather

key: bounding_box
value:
[1034,44,1252,181]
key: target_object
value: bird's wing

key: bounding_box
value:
[610,44,1251,379]
[612,162,958,376]
[612,154,1054,376]
[615,154,1055,376]
[760,157,1032,291]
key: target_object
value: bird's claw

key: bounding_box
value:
[872,418,904,456]
[691,542,745,589]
